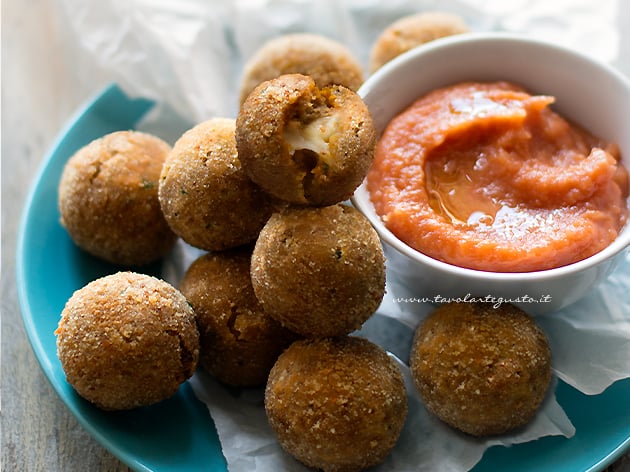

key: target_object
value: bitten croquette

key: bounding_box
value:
[236,74,376,206]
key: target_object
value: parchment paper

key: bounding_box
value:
[58,0,629,470]
[56,0,620,122]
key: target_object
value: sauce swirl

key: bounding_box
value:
[367,82,628,272]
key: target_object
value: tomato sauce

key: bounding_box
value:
[367,81,628,272]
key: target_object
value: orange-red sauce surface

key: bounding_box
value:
[367,81,629,272]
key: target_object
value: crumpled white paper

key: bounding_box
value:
[189,361,574,472]
[183,246,630,472]
[378,252,630,397]
[57,0,620,122]
[57,0,629,470]
[383,252,630,396]
[536,252,630,395]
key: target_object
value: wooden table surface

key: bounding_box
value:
[2,1,629,471]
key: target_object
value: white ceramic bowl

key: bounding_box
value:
[352,32,630,314]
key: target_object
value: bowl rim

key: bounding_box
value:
[353,31,630,283]
[360,31,630,99]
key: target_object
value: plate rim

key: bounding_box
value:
[14,83,188,472]
[15,83,630,472]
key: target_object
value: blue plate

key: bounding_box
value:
[16,84,630,471]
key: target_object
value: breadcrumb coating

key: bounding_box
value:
[159,118,275,251]
[239,33,364,105]
[265,336,407,472]
[370,11,469,72]
[410,302,552,436]
[58,131,177,266]
[251,204,385,337]
[55,272,199,410]
[179,248,298,386]
[236,74,376,206]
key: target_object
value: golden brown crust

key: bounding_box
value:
[236,74,376,206]
[265,337,407,472]
[409,302,552,436]
[370,12,469,72]
[55,272,199,410]
[251,204,385,337]
[58,130,177,266]
[239,33,364,105]
[159,118,275,251]
[179,248,298,387]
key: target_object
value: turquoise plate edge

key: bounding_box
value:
[15,84,226,472]
[15,83,630,472]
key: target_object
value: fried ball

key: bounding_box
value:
[239,33,364,105]
[179,248,297,387]
[265,336,407,472]
[369,12,469,72]
[158,118,275,251]
[58,130,177,266]
[236,74,376,206]
[410,302,552,436]
[251,204,385,337]
[55,272,200,410]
